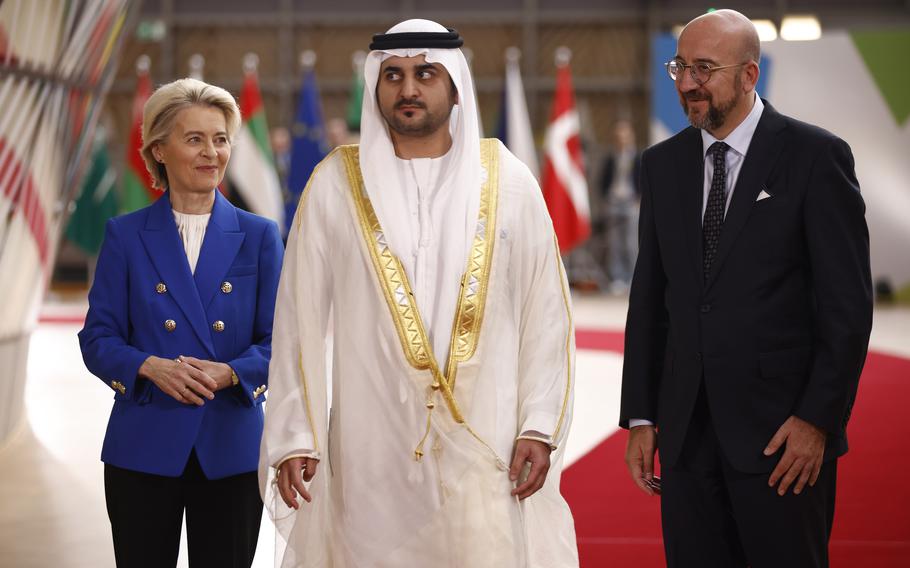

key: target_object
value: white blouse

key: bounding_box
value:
[172,210,210,274]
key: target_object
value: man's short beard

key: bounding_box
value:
[687,98,735,131]
[381,98,454,137]
[681,75,741,131]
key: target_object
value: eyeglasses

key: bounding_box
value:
[665,60,748,85]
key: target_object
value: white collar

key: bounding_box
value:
[701,93,764,158]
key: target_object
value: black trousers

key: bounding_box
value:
[661,386,837,568]
[104,450,262,568]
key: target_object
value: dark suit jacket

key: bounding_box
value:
[619,101,873,473]
[79,190,283,479]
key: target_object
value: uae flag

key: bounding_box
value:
[121,57,155,213]
[227,55,284,228]
[541,48,590,253]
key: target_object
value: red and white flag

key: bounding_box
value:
[541,48,590,253]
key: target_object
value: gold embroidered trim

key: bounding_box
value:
[340,145,458,424]
[340,145,433,367]
[444,138,499,390]
[339,140,501,430]
[551,235,573,444]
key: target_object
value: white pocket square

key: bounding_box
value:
[756,189,773,201]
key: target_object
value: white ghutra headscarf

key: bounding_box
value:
[359,19,484,270]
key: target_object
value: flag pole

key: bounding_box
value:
[136,54,150,74]
[243,52,260,75]
[555,46,572,68]
[352,50,366,70]
[301,50,316,71]
[188,53,205,80]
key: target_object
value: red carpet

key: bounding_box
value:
[564,330,910,567]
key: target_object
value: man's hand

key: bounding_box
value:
[139,355,217,405]
[764,415,826,496]
[277,457,319,509]
[509,439,551,500]
[625,425,658,496]
[179,356,234,391]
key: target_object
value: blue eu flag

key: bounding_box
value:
[286,68,329,235]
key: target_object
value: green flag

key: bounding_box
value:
[346,54,364,132]
[66,129,118,255]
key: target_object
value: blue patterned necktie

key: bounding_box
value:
[702,141,729,282]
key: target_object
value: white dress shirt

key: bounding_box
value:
[700,94,764,218]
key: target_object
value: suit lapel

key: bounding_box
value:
[677,128,706,289]
[139,192,216,358]
[194,191,245,310]
[705,101,787,290]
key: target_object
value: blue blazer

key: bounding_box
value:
[79,191,283,479]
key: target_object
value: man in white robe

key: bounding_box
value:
[260,19,578,567]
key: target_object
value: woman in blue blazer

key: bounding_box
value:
[79,78,283,568]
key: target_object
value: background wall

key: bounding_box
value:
[763,31,910,299]
[54,0,907,292]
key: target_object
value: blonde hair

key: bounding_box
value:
[140,78,241,190]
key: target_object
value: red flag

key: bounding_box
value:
[122,59,156,212]
[541,50,590,253]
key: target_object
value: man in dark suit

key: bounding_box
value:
[620,9,873,567]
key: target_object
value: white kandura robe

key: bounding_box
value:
[261,139,577,567]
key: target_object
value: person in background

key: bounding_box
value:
[326,116,354,147]
[599,119,641,293]
[270,125,292,193]
[79,78,283,568]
